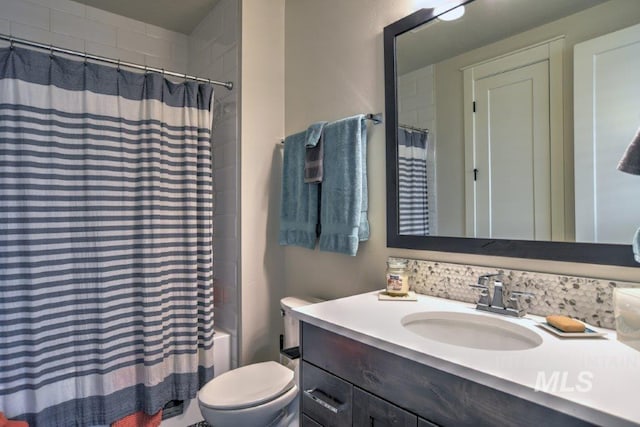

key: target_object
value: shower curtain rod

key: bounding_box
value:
[0,33,233,90]
[400,123,429,134]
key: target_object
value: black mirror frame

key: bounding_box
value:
[383,1,638,267]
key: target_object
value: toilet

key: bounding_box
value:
[198,297,321,427]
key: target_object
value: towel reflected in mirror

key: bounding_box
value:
[618,127,640,262]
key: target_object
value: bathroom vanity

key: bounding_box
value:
[295,292,640,426]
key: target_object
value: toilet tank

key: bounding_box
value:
[280,297,323,349]
[212,328,230,376]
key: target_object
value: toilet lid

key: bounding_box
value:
[199,361,295,410]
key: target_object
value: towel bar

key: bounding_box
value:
[365,113,383,124]
[279,112,383,144]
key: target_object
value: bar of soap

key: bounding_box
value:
[546,315,585,332]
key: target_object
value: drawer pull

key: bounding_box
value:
[303,388,345,414]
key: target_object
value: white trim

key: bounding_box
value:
[460,35,566,71]
[463,38,565,239]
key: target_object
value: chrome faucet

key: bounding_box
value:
[469,272,533,317]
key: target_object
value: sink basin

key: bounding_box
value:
[401,311,542,351]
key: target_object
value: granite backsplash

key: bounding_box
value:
[400,258,639,329]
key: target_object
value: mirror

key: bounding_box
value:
[384,0,640,266]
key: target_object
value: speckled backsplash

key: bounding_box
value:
[400,258,640,329]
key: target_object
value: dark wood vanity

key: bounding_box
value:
[300,322,603,427]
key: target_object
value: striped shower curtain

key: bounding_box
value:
[398,128,431,236]
[0,47,215,426]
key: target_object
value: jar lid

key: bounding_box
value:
[387,258,408,268]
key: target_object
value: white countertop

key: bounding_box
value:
[293,291,640,426]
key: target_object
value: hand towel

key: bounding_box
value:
[111,410,162,427]
[319,114,369,256]
[279,131,320,249]
[304,121,327,183]
[618,127,640,175]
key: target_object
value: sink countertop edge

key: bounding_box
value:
[293,291,640,427]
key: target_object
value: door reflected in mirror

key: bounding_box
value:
[394,0,640,245]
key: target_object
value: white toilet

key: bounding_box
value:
[198,297,321,427]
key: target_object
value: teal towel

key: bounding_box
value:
[304,121,327,183]
[319,114,369,256]
[279,131,319,249]
[618,127,640,175]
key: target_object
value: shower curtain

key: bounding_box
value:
[0,46,215,426]
[398,127,431,236]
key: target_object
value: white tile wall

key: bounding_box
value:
[28,0,84,17]
[215,190,237,216]
[0,0,188,75]
[191,4,222,42]
[0,18,9,34]
[117,28,168,58]
[189,0,240,369]
[85,40,145,64]
[1,0,49,30]
[213,165,236,192]
[215,215,237,238]
[222,45,237,77]
[214,139,237,170]
[85,6,146,34]
[398,65,438,233]
[51,9,116,45]
[398,65,436,129]
[221,0,237,45]
[210,40,227,64]
[9,20,84,51]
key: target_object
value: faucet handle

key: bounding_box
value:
[477,272,502,285]
[511,290,534,298]
[469,283,491,306]
[505,291,534,314]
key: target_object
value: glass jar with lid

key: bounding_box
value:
[386,258,409,296]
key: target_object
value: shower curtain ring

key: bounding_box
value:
[117,59,121,72]
[49,44,54,59]
[9,38,14,50]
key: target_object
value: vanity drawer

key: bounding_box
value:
[301,414,323,427]
[353,386,418,426]
[301,361,353,427]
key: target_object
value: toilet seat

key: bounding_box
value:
[199,361,295,410]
